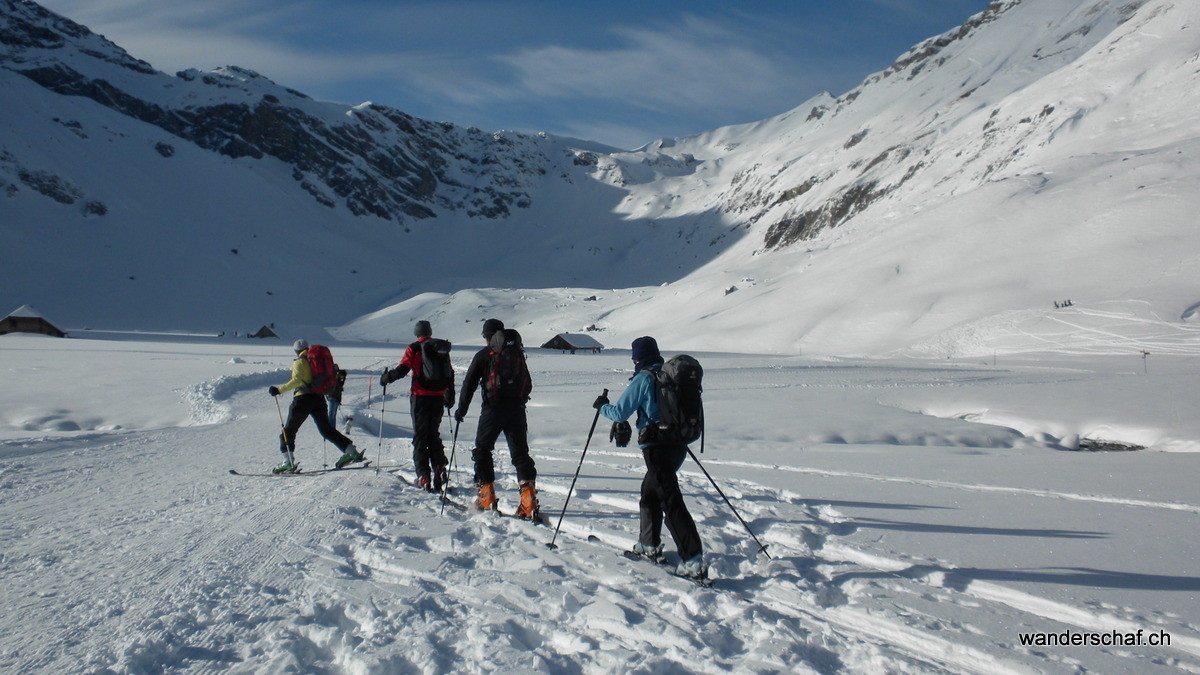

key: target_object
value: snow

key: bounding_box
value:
[4,0,1198,359]
[3,0,1200,670]
[4,304,48,319]
[1,333,1198,673]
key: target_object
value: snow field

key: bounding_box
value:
[2,335,1199,672]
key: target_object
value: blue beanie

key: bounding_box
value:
[631,336,662,371]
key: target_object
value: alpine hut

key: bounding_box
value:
[250,325,280,339]
[541,333,604,354]
[0,305,67,338]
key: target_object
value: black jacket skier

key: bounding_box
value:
[454,318,540,519]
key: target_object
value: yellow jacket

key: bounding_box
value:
[279,350,313,396]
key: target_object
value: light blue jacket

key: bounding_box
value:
[600,364,661,438]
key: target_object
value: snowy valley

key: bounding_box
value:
[2,0,1200,672]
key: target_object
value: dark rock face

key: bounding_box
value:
[764,181,890,248]
[17,165,81,204]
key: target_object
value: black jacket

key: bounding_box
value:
[456,345,532,416]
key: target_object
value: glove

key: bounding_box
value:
[593,393,610,409]
[610,421,632,447]
[380,368,393,386]
[268,386,280,397]
[444,390,456,408]
[454,408,465,423]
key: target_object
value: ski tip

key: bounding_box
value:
[586,534,600,543]
[228,469,238,475]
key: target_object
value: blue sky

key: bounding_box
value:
[39,0,992,149]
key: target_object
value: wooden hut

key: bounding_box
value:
[0,305,66,337]
[250,325,279,339]
[541,333,604,354]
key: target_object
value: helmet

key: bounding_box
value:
[293,338,309,353]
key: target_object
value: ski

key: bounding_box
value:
[467,499,548,525]
[228,469,319,477]
[395,473,468,511]
[393,473,547,523]
[228,460,373,477]
[621,550,715,588]
[498,509,549,526]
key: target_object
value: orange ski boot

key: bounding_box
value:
[515,480,541,522]
[475,482,498,511]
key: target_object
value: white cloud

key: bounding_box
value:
[494,16,810,116]
[37,0,437,104]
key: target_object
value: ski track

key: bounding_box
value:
[532,450,1200,667]
[2,373,1198,674]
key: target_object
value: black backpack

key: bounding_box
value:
[486,329,532,403]
[650,354,704,445]
[415,338,454,391]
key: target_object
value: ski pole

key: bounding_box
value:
[274,395,291,464]
[274,396,287,442]
[685,446,771,559]
[441,410,460,515]
[546,388,607,550]
[376,383,387,475]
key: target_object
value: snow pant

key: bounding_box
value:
[280,393,352,454]
[410,394,448,478]
[639,442,702,561]
[471,400,536,485]
[327,395,341,429]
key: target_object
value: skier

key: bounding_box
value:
[380,321,455,491]
[594,336,707,579]
[454,318,541,519]
[268,339,360,473]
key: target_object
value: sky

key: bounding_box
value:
[36,0,993,150]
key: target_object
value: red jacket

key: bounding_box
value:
[393,337,446,396]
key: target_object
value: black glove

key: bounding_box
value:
[610,421,632,447]
[268,386,280,397]
[593,393,609,409]
[380,368,393,386]
[444,391,456,408]
[454,408,465,423]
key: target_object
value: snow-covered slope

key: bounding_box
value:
[3,334,1200,672]
[335,0,1200,356]
[3,0,1198,357]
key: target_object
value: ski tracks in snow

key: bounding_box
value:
[531,447,1200,673]
[4,370,1199,673]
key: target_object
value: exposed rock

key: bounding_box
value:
[17,166,81,204]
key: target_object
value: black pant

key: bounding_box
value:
[410,395,448,477]
[280,393,352,454]
[640,442,702,561]
[471,400,536,484]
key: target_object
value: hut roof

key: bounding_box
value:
[543,333,604,350]
[6,305,46,319]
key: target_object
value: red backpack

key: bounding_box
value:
[486,329,532,403]
[306,345,337,395]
